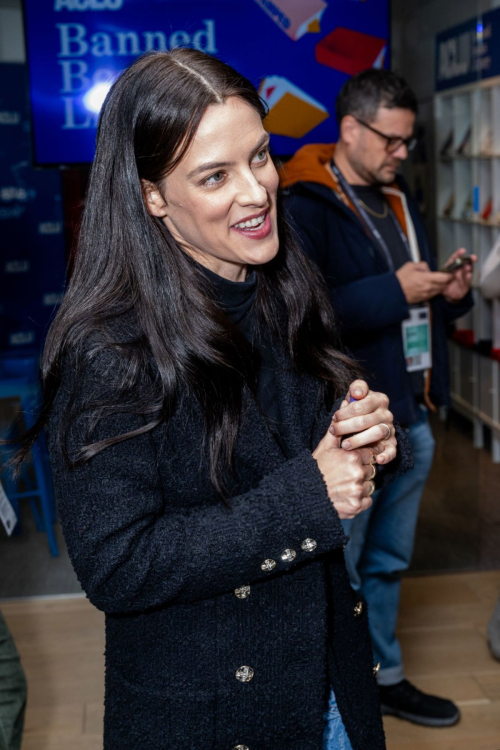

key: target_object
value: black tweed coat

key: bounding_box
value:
[48,330,412,750]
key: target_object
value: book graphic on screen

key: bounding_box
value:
[315,27,387,75]
[259,76,329,138]
[253,0,328,41]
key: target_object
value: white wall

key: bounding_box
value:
[0,0,24,62]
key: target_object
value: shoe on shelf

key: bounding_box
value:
[487,599,500,661]
[379,679,461,727]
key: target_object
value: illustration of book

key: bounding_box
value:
[461,195,473,220]
[315,27,387,75]
[482,198,493,221]
[456,125,471,156]
[442,193,455,218]
[481,129,493,155]
[253,0,327,41]
[439,131,453,159]
[259,76,329,138]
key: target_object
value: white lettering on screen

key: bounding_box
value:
[55,20,217,130]
[54,0,124,11]
[57,21,217,58]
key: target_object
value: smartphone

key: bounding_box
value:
[441,255,474,273]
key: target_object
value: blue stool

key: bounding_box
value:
[0,353,59,557]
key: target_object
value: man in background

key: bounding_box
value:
[282,69,475,727]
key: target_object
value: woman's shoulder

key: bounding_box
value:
[58,313,150,393]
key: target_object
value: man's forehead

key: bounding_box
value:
[373,107,415,130]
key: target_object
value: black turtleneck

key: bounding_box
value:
[200,264,284,452]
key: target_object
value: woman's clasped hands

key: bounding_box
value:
[313,380,397,520]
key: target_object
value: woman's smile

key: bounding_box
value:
[231,208,272,239]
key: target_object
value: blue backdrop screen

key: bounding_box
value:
[0,63,66,351]
[24,0,390,165]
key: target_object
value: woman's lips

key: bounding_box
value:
[231,211,272,240]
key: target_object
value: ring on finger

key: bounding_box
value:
[368,464,377,480]
[379,422,392,440]
[367,480,376,497]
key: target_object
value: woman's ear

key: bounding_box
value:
[141,179,168,218]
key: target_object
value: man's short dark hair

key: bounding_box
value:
[336,69,418,125]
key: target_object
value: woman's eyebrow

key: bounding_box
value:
[186,134,271,180]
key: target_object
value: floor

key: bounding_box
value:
[2,570,500,750]
[411,410,500,573]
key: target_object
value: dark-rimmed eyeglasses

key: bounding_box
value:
[355,118,417,154]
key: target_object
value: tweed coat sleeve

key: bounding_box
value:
[48,355,349,615]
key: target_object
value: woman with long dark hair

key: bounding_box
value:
[14,50,411,749]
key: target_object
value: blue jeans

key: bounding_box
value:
[323,688,353,749]
[342,408,435,686]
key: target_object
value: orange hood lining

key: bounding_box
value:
[278,142,408,236]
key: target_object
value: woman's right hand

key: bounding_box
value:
[312,427,377,520]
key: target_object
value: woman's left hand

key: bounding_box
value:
[329,380,397,466]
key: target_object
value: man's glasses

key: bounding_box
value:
[355,118,417,154]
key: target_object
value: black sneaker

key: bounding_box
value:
[379,679,461,727]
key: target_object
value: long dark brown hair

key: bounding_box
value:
[12,49,357,495]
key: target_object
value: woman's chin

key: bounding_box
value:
[241,235,280,268]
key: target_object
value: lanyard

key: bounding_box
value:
[330,161,413,271]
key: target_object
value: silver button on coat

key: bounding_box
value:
[301,538,317,552]
[233,745,249,750]
[234,585,250,599]
[261,559,276,572]
[281,548,297,562]
[235,665,254,682]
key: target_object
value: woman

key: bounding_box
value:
[16,50,411,748]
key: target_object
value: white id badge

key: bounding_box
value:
[0,480,17,536]
[402,306,432,372]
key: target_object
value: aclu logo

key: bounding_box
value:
[43,292,64,306]
[39,221,62,235]
[55,0,123,10]
[10,331,35,346]
[5,260,30,273]
[0,111,20,125]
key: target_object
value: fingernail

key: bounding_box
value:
[341,400,348,409]
[329,425,335,435]
[353,388,363,397]
[332,413,337,422]
[378,456,385,464]
[342,440,351,449]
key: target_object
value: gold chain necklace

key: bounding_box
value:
[357,197,388,219]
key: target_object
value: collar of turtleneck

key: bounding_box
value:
[200,264,257,327]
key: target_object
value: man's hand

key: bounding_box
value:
[442,248,477,303]
[396,261,451,304]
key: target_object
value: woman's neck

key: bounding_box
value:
[186,247,248,282]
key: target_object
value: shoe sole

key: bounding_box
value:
[381,705,461,727]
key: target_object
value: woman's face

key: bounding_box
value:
[145,97,280,282]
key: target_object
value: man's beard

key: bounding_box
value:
[370,161,401,186]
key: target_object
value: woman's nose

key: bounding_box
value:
[237,171,268,206]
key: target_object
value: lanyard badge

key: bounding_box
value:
[331,160,431,374]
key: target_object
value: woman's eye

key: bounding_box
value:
[205,171,225,186]
[253,148,268,164]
